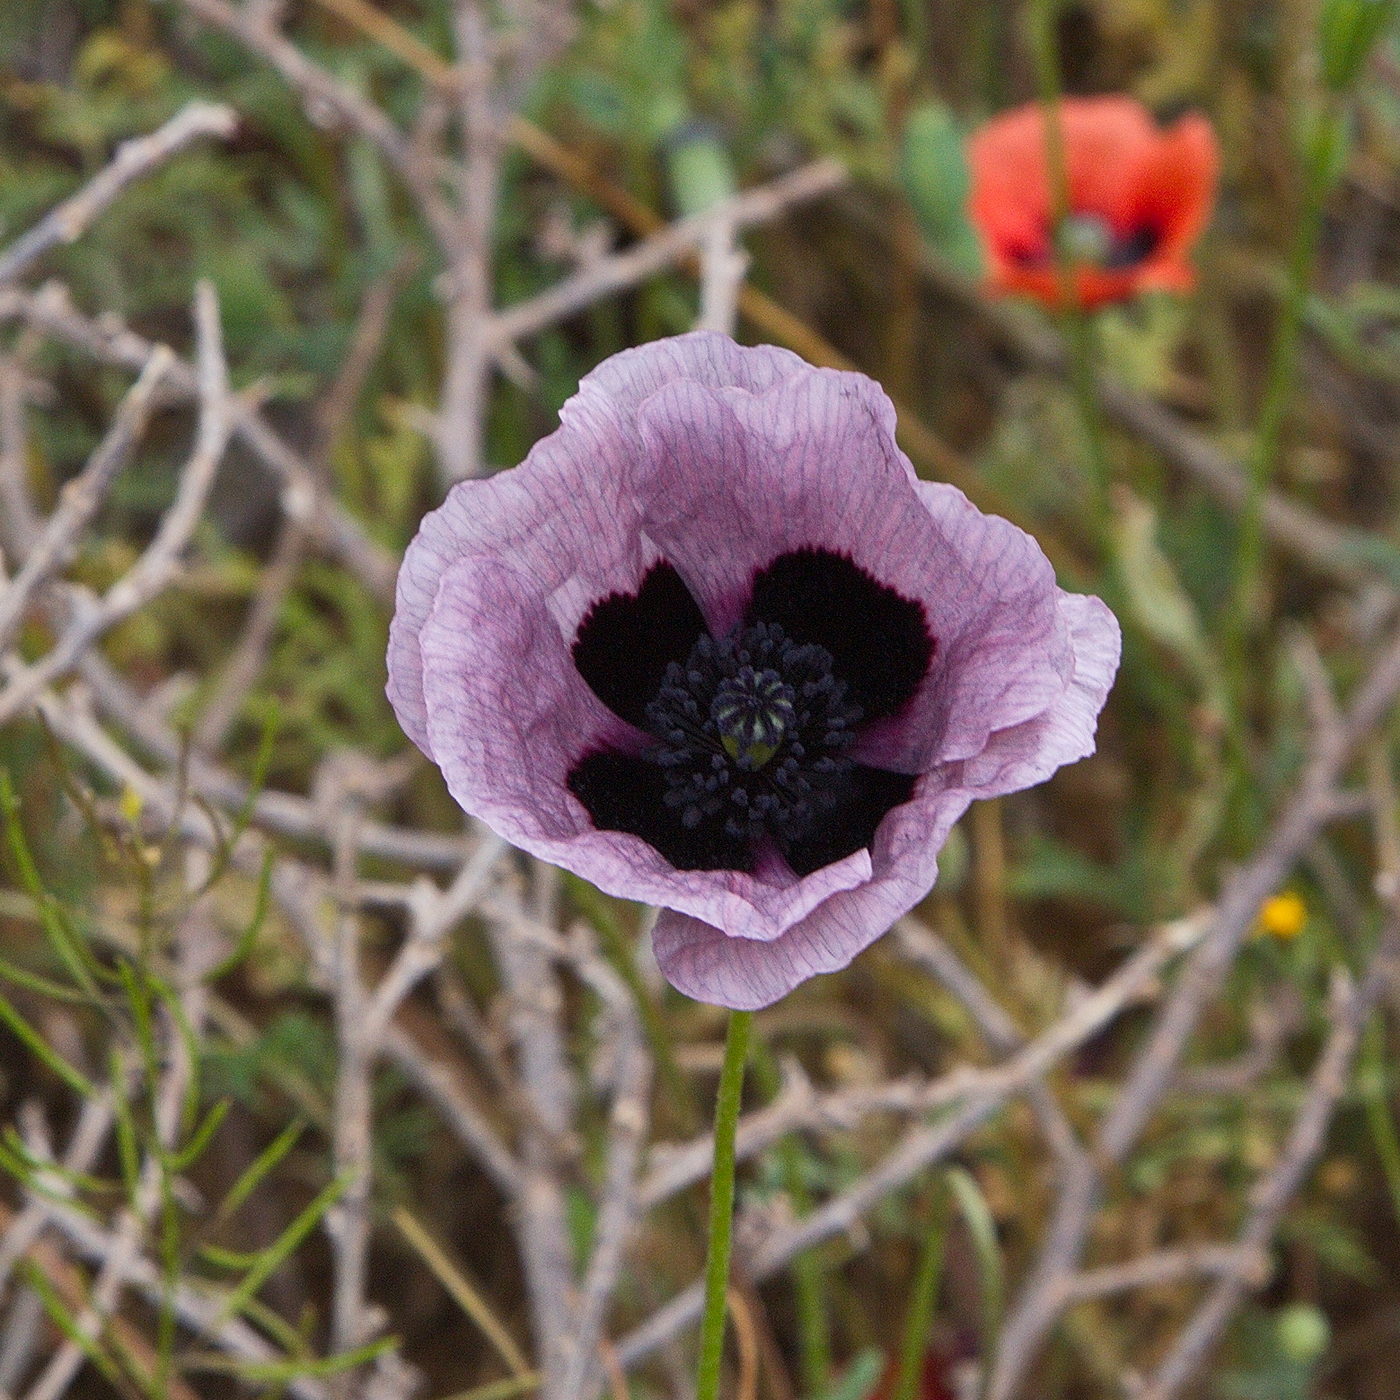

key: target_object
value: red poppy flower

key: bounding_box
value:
[968,96,1219,309]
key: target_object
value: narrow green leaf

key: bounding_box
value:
[0,990,95,1098]
[215,1170,352,1325]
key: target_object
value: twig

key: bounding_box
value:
[1060,1244,1268,1304]
[1138,945,1396,1398]
[0,281,398,602]
[695,218,748,337]
[492,160,845,347]
[21,868,216,1400]
[487,898,579,1400]
[984,611,1400,1400]
[0,104,236,285]
[0,282,232,727]
[381,1022,522,1196]
[615,913,1205,1372]
[172,0,455,244]
[559,943,653,1399]
[0,346,173,652]
[0,345,46,558]
[433,0,505,483]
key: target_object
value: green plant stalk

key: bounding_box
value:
[891,1183,948,1400]
[695,1008,753,1400]
[1029,0,1114,546]
[1232,101,1347,649]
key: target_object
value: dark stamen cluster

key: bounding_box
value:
[645,622,862,847]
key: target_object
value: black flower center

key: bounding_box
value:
[567,549,934,876]
[1014,213,1161,271]
[646,622,862,849]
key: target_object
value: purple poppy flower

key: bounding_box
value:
[387,333,1119,1010]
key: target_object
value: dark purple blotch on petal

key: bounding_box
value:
[571,560,709,730]
[782,765,918,876]
[565,553,925,879]
[567,749,753,872]
[744,549,935,721]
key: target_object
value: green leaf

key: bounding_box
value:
[900,102,985,278]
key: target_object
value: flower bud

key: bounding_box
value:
[1276,1303,1330,1364]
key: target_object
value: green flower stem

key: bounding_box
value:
[1030,0,1114,547]
[1065,307,1114,542]
[696,1008,753,1400]
[1232,101,1347,650]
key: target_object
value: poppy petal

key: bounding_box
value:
[652,772,968,1009]
[780,764,918,877]
[418,554,877,940]
[571,560,709,730]
[567,750,753,872]
[744,548,934,722]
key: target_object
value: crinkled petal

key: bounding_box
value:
[653,774,972,1009]
[390,333,1122,1010]
[387,387,642,755]
[957,590,1121,795]
[654,591,1120,1009]
[626,368,910,634]
[855,480,1073,773]
[573,331,808,420]
[628,376,1072,747]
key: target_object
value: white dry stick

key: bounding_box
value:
[0,104,236,286]
[695,216,748,336]
[558,944,653,1399]
[1061,1245,1269,1305]
[0,281,231,726]
[0,283,398,601]
[0,1091,118,1388]
[613,911,1207,1374]
[493,159,847,348]
[488,897,579,1400]
[896,918,1088,1167]
[173,0,456,244]
[19,863,216,1400]
[435,0,505,483]
[380,1021,522,1196]
[1137,944,1397,1399]
[34,1184,329,1400]
[0,346,44,554]
[325,790,377,1371]
[984,611,1400,1400]
[0,346,174,651]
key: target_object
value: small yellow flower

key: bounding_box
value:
[118,785,144,825]
[1257,891,1307,941]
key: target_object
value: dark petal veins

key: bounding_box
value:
[745,549,934,721]
[572,561,709,729]
[567,750,754,873]
[779,765,917,877]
